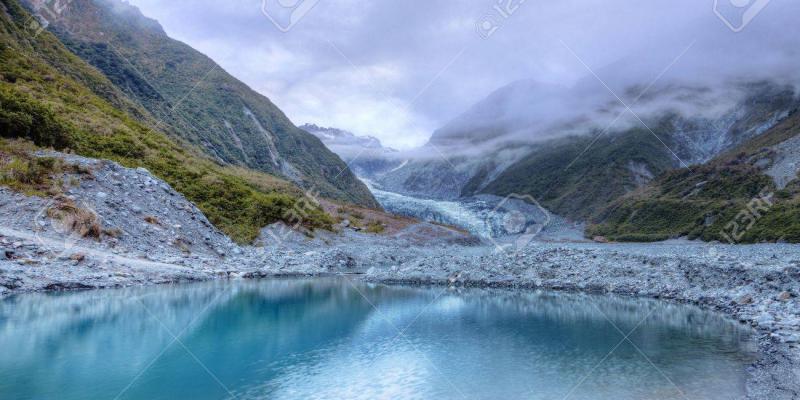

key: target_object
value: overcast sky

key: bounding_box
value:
[126,0,799,149]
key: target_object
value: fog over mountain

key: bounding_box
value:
[126,0,800,151]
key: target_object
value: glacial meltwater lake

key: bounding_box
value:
[0,278,757,400]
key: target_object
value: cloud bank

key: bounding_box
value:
[125,0,800,149]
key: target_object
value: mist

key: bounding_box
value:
[124,0,800,153]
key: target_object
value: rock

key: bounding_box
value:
[592,236,609,243]
[780,332,800,343]
[756,313,775,327]
[737,294,754,305]
[777,291,792,301]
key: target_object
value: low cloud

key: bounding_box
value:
[125,0,800,150]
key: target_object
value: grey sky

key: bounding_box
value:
[126,0,798,149]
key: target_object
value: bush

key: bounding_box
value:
[0,141,70,196]
[0,88,73,149]
[366,220,386,234]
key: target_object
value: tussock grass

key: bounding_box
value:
[0,139,87,196]
[46,196,102,239]
[365,220,386,234]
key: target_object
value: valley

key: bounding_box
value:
[1,0,799,398]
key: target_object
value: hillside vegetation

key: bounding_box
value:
[588,110,800,243]
[38,0,378,208]
[0,0,333,243]
[476,127,678,220]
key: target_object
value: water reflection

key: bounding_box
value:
[0,279,755,400]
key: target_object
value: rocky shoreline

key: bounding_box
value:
[364,243,800,400]
[0,155,798,399]
[2,233,798,399]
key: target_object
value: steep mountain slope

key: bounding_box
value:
[589,109,800,243]
[377,79,797,222]
[480,82,796,220]
[0,0,334,242]
[24,0,378,208]
[375,144,532,200]
[478,127,677,220]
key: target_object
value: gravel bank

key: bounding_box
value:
[362,242,800,399]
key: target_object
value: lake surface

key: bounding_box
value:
[0,279,756,399]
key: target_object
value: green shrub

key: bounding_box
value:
[0,87,73,148]
[365,220,386,234]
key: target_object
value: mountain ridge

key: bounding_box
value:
[25,0,379,208]
[0,0,341,242]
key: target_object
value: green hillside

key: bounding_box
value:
[466,83,794,220]
[33,0,378,208]
[0,0,335,243]
[476,126,679,220]
[588,110,800,243]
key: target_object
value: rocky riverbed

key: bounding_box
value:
[0,154,798,399]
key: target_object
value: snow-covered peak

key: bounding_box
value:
[301,124,394,152]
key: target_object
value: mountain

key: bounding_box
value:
[299,124,402,178]
[302,124,388,153]
[588,108,800,243]
[0,0,337,242]
[376,79,798,222]
[23,0,378,208]
[478,81,796,219]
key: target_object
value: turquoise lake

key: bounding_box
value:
[0,278,756,399]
